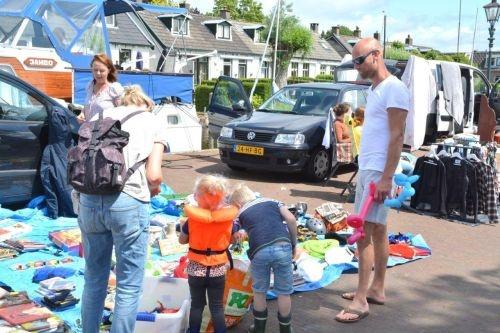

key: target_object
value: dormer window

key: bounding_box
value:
[217,24,231,39]
[158,13,192,37]
[172,17,189,35]
[242,25,265,43]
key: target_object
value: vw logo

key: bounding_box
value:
[247,131,256,140]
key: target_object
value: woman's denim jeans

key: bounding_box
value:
[78,192,149,333]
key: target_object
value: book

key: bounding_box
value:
[0,223,32,242]
[48,228,81,254]
[158,238,188,256]
[4,239,46,252]
[39,277,75,292]
[0,302,52,325]
[0,291,31,309]
[20,316,62,331]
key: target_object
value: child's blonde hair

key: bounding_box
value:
[194,174,228,197]
[122,85,154,111]
[229,183,257,207]
[354,106,365,125]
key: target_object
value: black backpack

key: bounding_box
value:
[67,111,145,195]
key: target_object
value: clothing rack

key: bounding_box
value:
[433,142,482,159]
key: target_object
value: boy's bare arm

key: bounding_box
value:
[178,217,189,244]
[280,206,297,247]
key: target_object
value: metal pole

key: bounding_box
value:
[471,7,478,65]
[383,13,387,58]
[272,0,281,84]
[487,22,495,82]
[457,0,462,54]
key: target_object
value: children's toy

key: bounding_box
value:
[384,174,420,209]
[347,182,376,245]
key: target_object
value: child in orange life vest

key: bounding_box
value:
[178,175,239,333]
[229,184,297,333]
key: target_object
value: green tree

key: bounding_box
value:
[339,25,354,36]
[237,0,265,22]
[210,0,264,22]
[262,1,313,88]
[391,40,404,49]
[149,0,178,6]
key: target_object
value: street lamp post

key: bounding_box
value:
[483,0,500,82]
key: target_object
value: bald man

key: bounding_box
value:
[335,38,410,323]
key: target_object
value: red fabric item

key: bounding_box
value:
[389,243,417,259]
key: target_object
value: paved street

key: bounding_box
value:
[162,149,500,333]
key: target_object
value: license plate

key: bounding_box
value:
[234,145,264,156]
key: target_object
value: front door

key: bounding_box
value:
[0,75,48,204]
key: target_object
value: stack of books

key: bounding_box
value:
[36,277,79,310]
[48,228,81,255]
[0,288,64,332]
[4,239,46,252]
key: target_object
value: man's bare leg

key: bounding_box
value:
[335,223,375,321]
[369,223,388,302]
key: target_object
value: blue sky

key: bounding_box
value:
[185,0,499,54]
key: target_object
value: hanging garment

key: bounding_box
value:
[472,161,499,223]
[411,156,447,215]
[441,62,465,131]
[464,159,478,223]
[441,156,469,220]
[40,108,77,218]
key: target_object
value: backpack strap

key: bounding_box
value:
[122,158,148,184]
[121,110,145,124]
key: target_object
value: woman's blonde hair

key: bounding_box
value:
[122,85,154,111]
[229,183,256,207]
[354,106,365,125]
[194,174,228,197]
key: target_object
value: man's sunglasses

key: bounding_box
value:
[352,50,377,65]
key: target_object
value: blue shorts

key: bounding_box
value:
[250,242,293,295]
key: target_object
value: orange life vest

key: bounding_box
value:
[184,204,238,267]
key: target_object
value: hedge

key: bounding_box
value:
[194,85,213,112]
[241,81,272,101]
[315,74,333,81]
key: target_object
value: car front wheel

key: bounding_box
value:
[304,147,330,182]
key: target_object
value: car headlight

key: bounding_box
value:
[275,133,305,145]
[220,127,233,138]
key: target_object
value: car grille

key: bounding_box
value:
[229,153,270,164]
[234,130,274,143]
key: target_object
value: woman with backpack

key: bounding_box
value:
[77,85,165,333]
[77,53,124,123]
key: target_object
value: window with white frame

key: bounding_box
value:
[291,62,298,77]
[172,17,189,35]
[254,29,261,43]
[261,61,270,78]
[320,64,327,75]
[496,58,500,67]
[217,24,231,39]
[238,60,247,78]
[223,59,231,76]
[302,63,310,77]
[105,15,116,28]
[330,65,335,76]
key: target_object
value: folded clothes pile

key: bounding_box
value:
[36,277,79,310]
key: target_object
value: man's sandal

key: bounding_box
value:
[335,308,369,323]
[341,292,385,305]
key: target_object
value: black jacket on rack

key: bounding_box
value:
[410,156,447,215]
[441,156,470,220]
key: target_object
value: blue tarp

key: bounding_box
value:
[74,69,193,105]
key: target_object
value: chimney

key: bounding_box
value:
[405,34,413,46]
[353,26,361,38]
[332,25,340,35]
[310,23,319,34]
[220,8,230,19]
[179,2,191,11]
[373,31,380,40]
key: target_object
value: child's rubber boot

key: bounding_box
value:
[278,312,293,333]
[248,308,267,333]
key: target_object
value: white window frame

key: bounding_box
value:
[217,24,231,40]
[302,63,310,77]
[172,17,189,36]
[105,15,117,28]
[320,64,327,75]
[291,62,298,77]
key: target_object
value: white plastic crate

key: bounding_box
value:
[135,276,190,333]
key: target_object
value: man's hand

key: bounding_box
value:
[374,176,392,202]
[149,186,160,197]
[76,113,85,124]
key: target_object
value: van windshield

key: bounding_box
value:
[258,87,339,116]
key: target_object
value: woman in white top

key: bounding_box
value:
[78,85,165,333]
[78,53,124,123]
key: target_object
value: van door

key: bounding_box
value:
[207,76,252,140]
[435,64,453,132]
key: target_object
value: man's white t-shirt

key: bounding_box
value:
[358,75,410,172]
[91,105,167,202]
